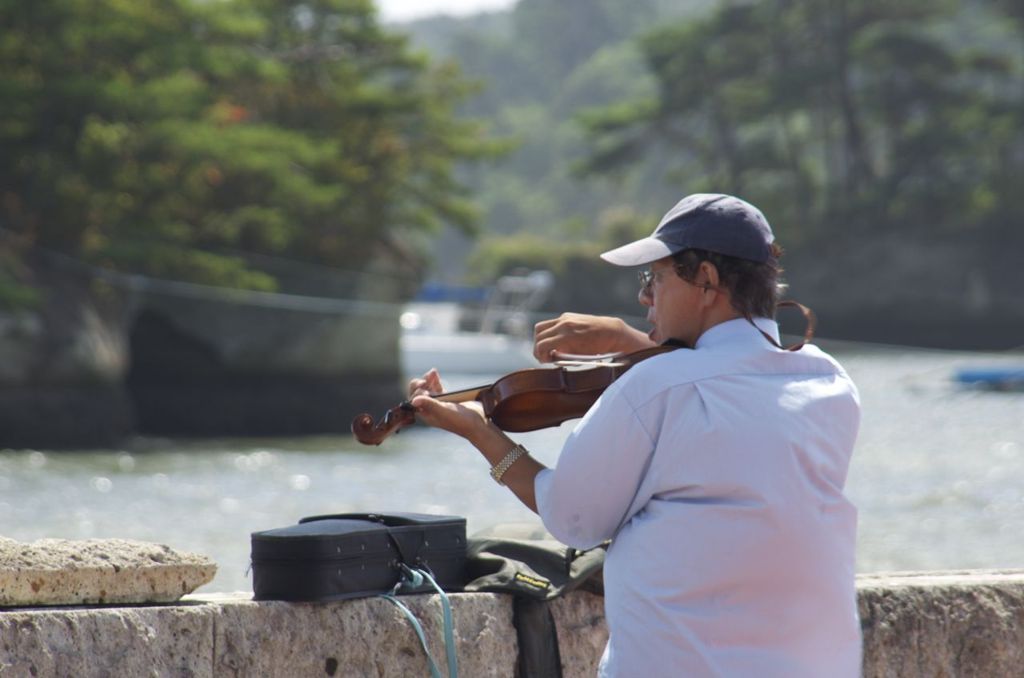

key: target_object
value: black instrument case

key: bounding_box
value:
[251,512,467,601]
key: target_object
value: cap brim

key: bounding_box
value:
[600,237,676,266]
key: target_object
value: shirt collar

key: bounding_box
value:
[694,316,780,350]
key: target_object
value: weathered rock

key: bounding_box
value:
[529,571,1024,678]
[0,603,214,677]
[0,258,135,448]
[784,233,1024,350]
[0,253,411,447]
[859,570,1024,678]
[0,537,216,606]
[126,256,406,437]
[0,311,44,383]
[204,591,517,677]
[1,571,1024,675]
[550,590,608,678]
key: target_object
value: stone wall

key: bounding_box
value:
[3,570,1024,677]
[0,256,407,448]
[0,261,134,448]
[858,570,1024,678]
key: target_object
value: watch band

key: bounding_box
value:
[490,444,529,485]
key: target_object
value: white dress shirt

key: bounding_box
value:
[534,317,861,677]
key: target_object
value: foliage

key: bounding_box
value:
[577,0,1024,246]
[404,0,1022,286]
[467,233,583,282]
[0,0,497,296]
[465,202,658,281]
[404,0,713,244]
[464,230,642,316]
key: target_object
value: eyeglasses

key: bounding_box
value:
[638,265,711,296]
[637,269,655,294]
[638,267,678,296]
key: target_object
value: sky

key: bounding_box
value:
[377,0,517,22]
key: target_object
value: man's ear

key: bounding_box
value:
[699,261,721,289]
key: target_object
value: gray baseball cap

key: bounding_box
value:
[600,193,775,266]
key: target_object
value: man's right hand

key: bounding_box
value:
[532,313,655,363]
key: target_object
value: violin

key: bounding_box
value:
[351,344,680,446]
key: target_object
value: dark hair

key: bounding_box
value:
[671,244,785,319]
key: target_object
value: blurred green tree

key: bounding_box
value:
[407,0,707,240]
[578,0,1023,245]
[0,0,496,301]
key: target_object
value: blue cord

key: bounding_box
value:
[379,565,458,678]
[418,568,458,678]
[380,593,443,678]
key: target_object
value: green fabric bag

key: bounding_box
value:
[462,525,606,678]
[462,534,606,600]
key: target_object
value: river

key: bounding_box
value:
[1,344,1022,593]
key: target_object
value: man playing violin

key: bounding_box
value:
[409,193,861,677]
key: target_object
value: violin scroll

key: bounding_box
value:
[351,402,416,446]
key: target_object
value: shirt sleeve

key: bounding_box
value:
[534,380,656,549]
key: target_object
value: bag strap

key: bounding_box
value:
[379,564,458,678]
[746,300,816,352]
[384,525,421,566]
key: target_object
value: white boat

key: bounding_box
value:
[400,271,553,376]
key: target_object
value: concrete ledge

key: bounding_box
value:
[858,570,1024,677]
[206,592,515,677]
[0,603,214,677]
[0,592,516,678]
[0,537,216,606]
[1,571,1023,677]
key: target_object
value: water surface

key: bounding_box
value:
[1,346,1022,593]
